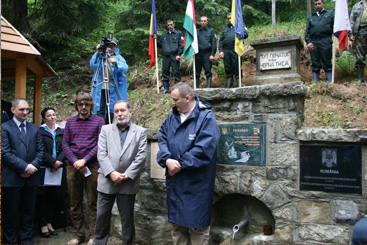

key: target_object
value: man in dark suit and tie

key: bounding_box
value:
[1,98,44,244]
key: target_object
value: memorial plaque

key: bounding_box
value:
[300,145,362,194]
[150,142,165,179]
[259,50,291,70]
[217,123,266,166]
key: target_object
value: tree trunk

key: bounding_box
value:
[272,0,276,27]
[307,0,312,16]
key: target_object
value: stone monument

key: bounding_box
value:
[250,35,304,85]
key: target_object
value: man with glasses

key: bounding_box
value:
[62,92,105,245]
[153,19,183,94]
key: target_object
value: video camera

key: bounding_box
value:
[99,33,115,59]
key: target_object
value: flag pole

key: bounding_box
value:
[238,54,241,87]
[331,35,336,84]
[154,39,160,93]
[193,56,196,89]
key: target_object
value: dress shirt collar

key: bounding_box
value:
[13,117,26,128]
[117,121,131,132]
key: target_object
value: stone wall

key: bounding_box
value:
[109,81,366,244]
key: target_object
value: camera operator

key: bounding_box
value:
[90,37,129,124]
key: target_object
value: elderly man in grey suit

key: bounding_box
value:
[93,100,147,245]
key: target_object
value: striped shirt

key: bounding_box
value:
[62,113,105,168]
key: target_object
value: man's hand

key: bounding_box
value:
[350,36,355,41]
[26,164,38,175]
[153,34,157,39]
[176,56,181,61]
[209,55,215,62]
[110,171,129,184]
[166,159,182,176]
[219,52,224,59]
[73,159,86,170]
[107,57,116,63]
[20,172,31,178]
[21,164,38,178]
[307,43,314,52]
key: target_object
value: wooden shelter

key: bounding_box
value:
[1,16,57,125]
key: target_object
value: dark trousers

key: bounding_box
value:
[162,55,181,90]
[310,37,332,73]
[36,186,58,227]
[93,192,136,245]
[223,49,242,81]
[2,184,38,244]
[354,27,367,68]
[97,89,114,124]
[195,51,212,79]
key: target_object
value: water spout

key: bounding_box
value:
[232,219,248,242]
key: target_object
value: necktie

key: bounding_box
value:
[20,123,27,140]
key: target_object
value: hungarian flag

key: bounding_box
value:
[333,0,350,52]
[182,0,198,60]
[231,0,245,57]
[148,0,157,67]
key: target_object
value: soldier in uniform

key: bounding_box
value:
[195,16,217,88]
[154,19,183,94]
[305,0,334,83]
[219,13,248,88]
[349,0,367,84]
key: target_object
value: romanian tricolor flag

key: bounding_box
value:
[149,0,157,67]
[333,0,350,52]
[231,0,245,57]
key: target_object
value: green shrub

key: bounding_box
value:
[336,51,356,76]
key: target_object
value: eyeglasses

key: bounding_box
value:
[77,103,92,107]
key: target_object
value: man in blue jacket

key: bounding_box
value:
[90,38,129,124]
[157,82,220,244]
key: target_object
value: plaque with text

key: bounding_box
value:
[217,123,266,166]
[300,145,362,194]
[259,50,291,70]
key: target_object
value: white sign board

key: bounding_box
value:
[259,50,292,70]
[150,142,166,179]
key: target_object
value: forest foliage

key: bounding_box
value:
[1,0,361,67]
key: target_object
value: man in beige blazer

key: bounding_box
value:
[93,100,147,245]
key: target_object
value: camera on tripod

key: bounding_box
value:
[99,33,116,58]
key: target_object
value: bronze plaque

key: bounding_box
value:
[217,123,266,166]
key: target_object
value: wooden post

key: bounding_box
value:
[33,74,42,125]
[155,39,160,94]
[15,58,27,98]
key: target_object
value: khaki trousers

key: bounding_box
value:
[67,166,98,241]
[171,224,210,245]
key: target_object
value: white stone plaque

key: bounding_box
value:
[259,50,291,70]
[150,142,165,179]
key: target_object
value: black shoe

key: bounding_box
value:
[49,229,58,236]
[160,89,170,94]
[40,230,50,238]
